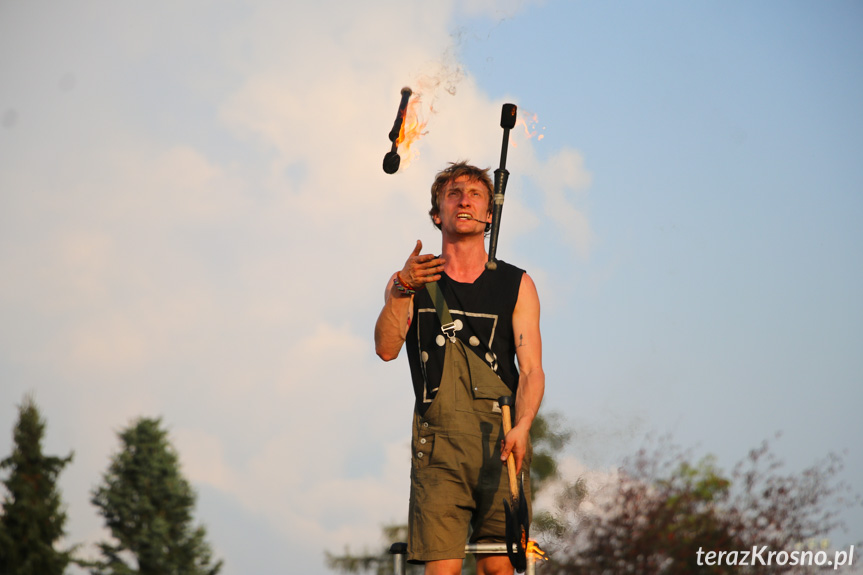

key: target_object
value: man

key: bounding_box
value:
[375,161,545,575]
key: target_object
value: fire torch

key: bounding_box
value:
[382,87,413,174]
[486,103,517,270]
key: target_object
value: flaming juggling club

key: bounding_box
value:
[486,103,518,270]
[382,87,413,174]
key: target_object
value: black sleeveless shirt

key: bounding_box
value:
[405,260,525,416]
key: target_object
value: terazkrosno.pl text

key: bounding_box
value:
[696,545,854,570]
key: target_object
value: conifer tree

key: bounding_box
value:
[90,417,222,575]
[0,395,75,575]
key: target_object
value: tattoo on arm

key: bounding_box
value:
[517,333,525,348]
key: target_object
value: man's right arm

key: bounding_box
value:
[374,273,413,361]
[374,240,446,361]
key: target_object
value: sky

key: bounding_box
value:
[1,1,862,573]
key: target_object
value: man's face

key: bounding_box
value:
[433,175,491,236]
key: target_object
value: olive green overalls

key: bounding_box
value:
[407,283,531,563]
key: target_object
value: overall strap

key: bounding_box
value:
[425,281,457,342]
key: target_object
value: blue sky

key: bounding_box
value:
[2,1,861,573]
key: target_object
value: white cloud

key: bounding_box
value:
[534,148,593,259]
[175,427,238,493]
[0,1,593,573]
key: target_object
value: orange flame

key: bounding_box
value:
[395,93,428,167]
[526,539,548,563]
[511,110,546,148]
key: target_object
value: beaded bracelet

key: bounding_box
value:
[393,272,416,295]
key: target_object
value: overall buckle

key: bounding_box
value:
[440,322,457,342]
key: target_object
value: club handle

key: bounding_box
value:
[486,168,509,270]
[388,87,413,142]
[487,103,516,269]
[498,396,519,502]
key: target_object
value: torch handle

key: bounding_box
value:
[499,127,512,171]
[487,104,516,270]
[499,397,519,503]
[388,87,413,143]
[485,167,508,270]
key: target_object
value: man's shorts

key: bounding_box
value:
[407,338,531,563]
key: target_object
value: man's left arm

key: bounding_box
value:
[502,272,545,475]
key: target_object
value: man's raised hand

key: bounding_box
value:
[400,240,445,290]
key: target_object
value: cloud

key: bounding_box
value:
[534,148,594,259]
[0,2,594,573]
[174,427,238,493]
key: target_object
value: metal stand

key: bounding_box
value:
[389,542,538,575]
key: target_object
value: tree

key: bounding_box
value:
[539,435,861,575]
[90,417,222,575]
[528,410,572,499]
[0,395,75,575]
[326,409,571,574]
